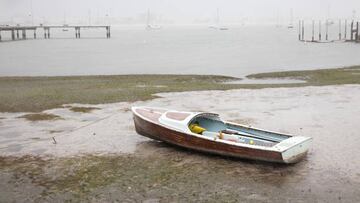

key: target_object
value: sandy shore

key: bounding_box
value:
[1,85,360,202]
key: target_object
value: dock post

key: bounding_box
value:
[326,20,329,41]
[356,22,359,41]
[0,29,1,41]
[298,20,301,40]
[344,20,347,40]
[339,20,342,40]
[106,26,109,38]
[312,20,315,42]
[34,30,36,39]
[301,20,304,41]
[47,28,50,39]
[106,27,109,38]
[350,21,354,41]
[44,28,47,39]
[11,29,15,40]
[78,28,80,38]
[16,30,19,39]
[75,28,78,38]
[107,26,111,38]
[21,29,25,39]
[319,20,322,41]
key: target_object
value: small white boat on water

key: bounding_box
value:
[146,9,162,30]
[209,9,229,31]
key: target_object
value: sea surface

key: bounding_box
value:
[0,25,360,77]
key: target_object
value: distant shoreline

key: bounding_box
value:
[0,66,359,113]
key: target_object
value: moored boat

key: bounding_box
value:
[132,107,312,164]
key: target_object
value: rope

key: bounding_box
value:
[0,111,121,151]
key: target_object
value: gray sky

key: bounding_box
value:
[1,0,359,24]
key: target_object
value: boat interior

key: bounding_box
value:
[189,114,291,147]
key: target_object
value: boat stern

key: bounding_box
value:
[273,136,312,164]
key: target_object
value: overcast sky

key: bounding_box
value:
[1,0,359,24]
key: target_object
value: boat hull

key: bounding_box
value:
[133,111,295,163]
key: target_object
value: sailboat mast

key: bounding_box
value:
[30,0,34,25]
[147,9,150,26]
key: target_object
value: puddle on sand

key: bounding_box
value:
[224,78,306,84]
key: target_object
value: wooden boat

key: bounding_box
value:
[132,107,312,164]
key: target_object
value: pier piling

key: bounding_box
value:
[357,22,359,41]
[106,26,111,38]
[319,20,322,41]
[22,29,26,39]
[351,21,354,41]
[326,20,329,41]
[312,20,315,42]
[0,29,1,41]
[298,20,301,40]
[11,29,15,40]
[345,20,347,39]
[339,20,342,40]
[301,20,305,41]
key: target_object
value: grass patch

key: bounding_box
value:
[0,153,297,202]
[247,66,360,85]
[69,107,100,113]
[1,66,360,113]
[19,113,62,122]
[0,75,236,113]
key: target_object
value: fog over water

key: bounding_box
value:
[0,0,360,77]
[1,0,359,24]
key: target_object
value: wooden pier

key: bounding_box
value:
[298,19,359,43]
[0,25,111,42]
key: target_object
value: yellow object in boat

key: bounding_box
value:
[219,131,224,139]
[250,140,254,145]
[189,123,206,134]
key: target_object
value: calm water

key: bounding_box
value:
[0,25,360,77]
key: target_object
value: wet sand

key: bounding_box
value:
[1,85,360,202]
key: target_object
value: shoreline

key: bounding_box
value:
[1,84,360,202]
[1,66,360,202]
[1,66,359,113]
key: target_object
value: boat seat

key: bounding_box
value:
[202,131,219,138]
[202,131,242,143]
